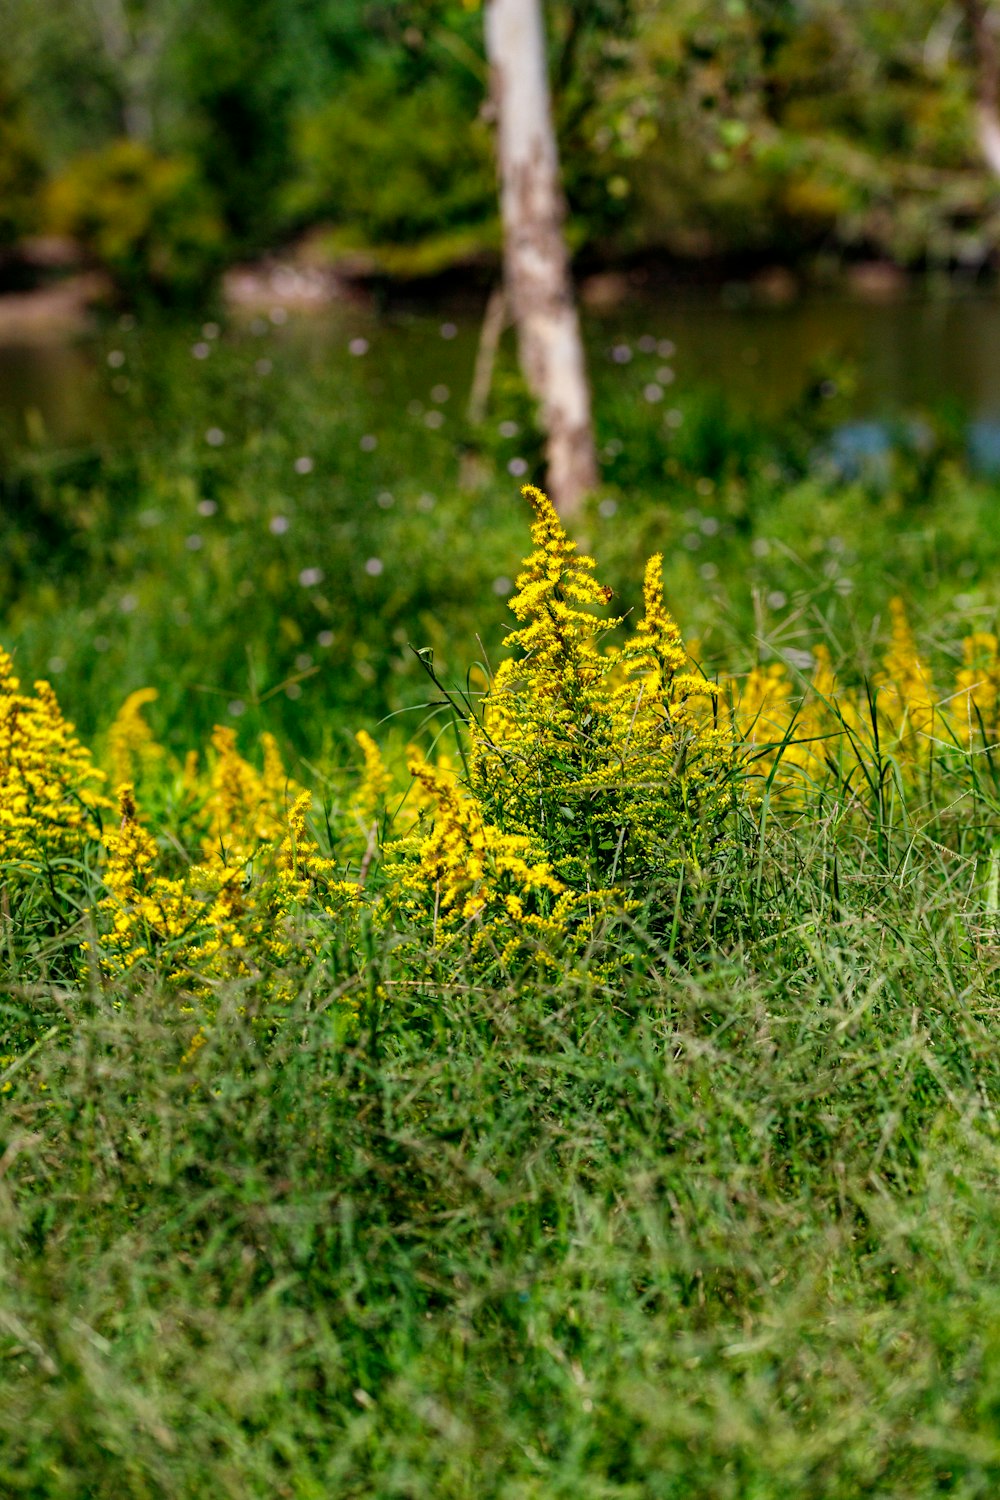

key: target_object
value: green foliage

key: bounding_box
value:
[45,139,226,299]
[595,0,1000,264]
[161,0,379,248]
[286,59,496,257]
[0,67,43,250]
[5,683,1000,1493]
[4,0,1000,281]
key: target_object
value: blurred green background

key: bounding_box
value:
[1,0,997,294]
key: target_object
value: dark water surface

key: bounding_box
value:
[2,287,1000,447]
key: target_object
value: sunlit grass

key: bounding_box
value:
[4,770,1000,1495]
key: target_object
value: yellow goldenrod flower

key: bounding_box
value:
[385,487,743,971]
[877,597,937,749]
[0,646,111,879]
[354,729,392,826]
[106,687,164,792]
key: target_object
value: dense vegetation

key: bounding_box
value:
[2,0,999,292]
[4,314,1000,1494]
[6,309,999,750]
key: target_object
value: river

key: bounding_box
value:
[2,283,1000,449]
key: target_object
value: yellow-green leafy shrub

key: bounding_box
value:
[46,140,225,298]
[0,661,361,1033]
[98,783,358,990]
[10,487,992,1005]
[93,696,359,992]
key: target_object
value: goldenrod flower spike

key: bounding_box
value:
[202,724,302,862]
[877,597,936,748]
[402,758,564,926]
[628,553,687,683]
[382,485,744,972]
[956,630,1000,747]
[0,645,111,873]
[354,729,392,825]
[107,687,163,791]
[505,485,619,648]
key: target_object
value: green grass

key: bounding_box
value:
[4,315,1000,1495]
[4,804,1000,1496]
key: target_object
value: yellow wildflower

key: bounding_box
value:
[354,729,392,826]
[202,725,301,862]
[0,645,111,877]
[955,631,1000,748]
[106,687,163,792]
[390,487,742,971]
[877,597,937,750]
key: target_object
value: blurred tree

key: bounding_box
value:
[83,0,163,142]
[485,0,597,518]
[592,0,995,267]
[960,0,1000,175]
[3,0,1000,281]
[2,0,379,252]
[284,51,496,273]
[1,0,168,158]
[162,0,375,248]
[0,64,43,251]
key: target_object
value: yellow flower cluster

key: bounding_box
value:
[348,728,456,842]
[878,597,938,747]
[106,686,164,792]
[200,724,300,862]
[99,776,359,987]
[354,728,393,827]
[727,597,1000,795]
[0,646,111,880]
[391,760,625,971]
[473,487,738,879]
[956,631,1000,744]
[94,701,359,989]
[393,486,742,967]
[15,488,992,1004]
[0,671,360,1017]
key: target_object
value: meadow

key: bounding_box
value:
[4,310,1000,1497]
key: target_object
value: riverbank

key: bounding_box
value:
[1,226,992,347]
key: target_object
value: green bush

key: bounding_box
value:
[286,59,496,261]
[0,71,43,249]
[45,139,226,299]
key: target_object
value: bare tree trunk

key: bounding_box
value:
[962,0,1000,176]
[92,0,158,141]
[484,0,597,520]
[467,284,508,425]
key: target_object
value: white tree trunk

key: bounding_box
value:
[976,100,1000,175]
[485,0,597,520]
[963,0,1000,177]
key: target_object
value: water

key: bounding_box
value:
[601,287,1000,418]
[2,286,1000,448]
[0,334,106,446]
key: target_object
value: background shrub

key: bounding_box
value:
[45,140,226,300]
